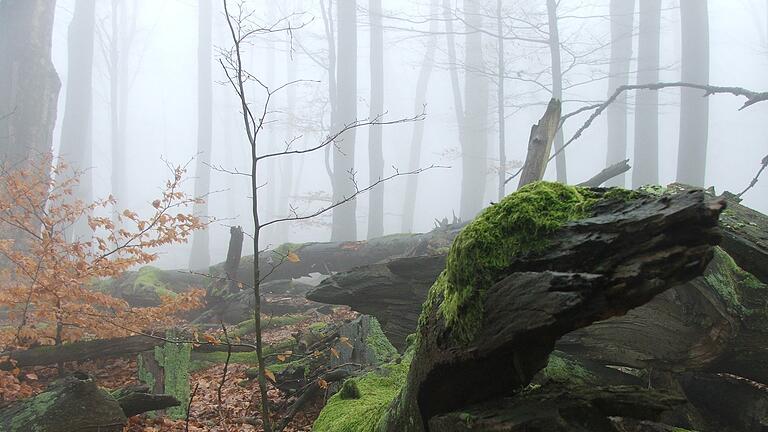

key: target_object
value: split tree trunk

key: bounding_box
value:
[518,98,562,188]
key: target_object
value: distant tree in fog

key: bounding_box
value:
[604,0,635,187]
[677,0,710,187]
[367,0,385,239]
[632,0,661,188]
[59,0,96,242]
[0,0,60,165]
[401,0,439,233]
[331,0,359,241]
[189,0,214,270]
[546,0,567,184]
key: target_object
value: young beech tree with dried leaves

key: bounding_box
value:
[0,155,205,356]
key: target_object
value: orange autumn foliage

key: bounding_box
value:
[0,154,206,352]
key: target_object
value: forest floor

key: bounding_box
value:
[4,306,359,432]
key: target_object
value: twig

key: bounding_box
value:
[736,154,768,199]
[218,322,233,408]
[185,382,200,432]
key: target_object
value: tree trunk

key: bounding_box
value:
[110,0,133,222]
[58,0,96,242]
[632,0,661,188]
[189,0,213,270]
[0,0,60,164]
[367,0,385,239]
[518,98,562,188]
[401,0,439,233]
[224,225,244,294]
[676,0,710,187]
[331,0,358,241]
[496,0,506,200]
[547,0,567,184]
[460,0,489,219]
[605,0,635,187]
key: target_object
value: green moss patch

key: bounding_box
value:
[539,352,595,386]
[366,318,398,363]
[705,247,766,315]
[134,266,177,298]
[312,358,411,432]
[190,338,296,372]
[434,182,597,342]
[232,315,303,337]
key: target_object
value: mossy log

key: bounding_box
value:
[0,373,126,432]
[1,333,252,368]
[312,183,723,431]
[110,383,180,417]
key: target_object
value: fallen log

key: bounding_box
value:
[111,383,180,417]
[1,333,252,369]
[578,159,631,187]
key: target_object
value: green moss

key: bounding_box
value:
[539,352,594,385]
[435,182,597,343]
[232,315,303,337]
[339,379,362,399]
[309,322,329,333]
[154,335,191,419]
[189,338,297,372]
[9,390,57,431]
[134,266,176,298]
[313,357,411,432]
[366,318,398,363]
[137,353,156,392]
[637,184,667,196]
[705,247,766,315]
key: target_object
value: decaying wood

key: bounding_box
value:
[578,159,631,187]
[378,189,724,430]
[517,98,562,188]
[111,384,180,417]
[224,225,245,294]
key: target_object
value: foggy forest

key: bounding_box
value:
[1,0,768,431]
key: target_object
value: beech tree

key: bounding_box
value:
[677,0,710,187]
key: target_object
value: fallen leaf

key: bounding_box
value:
[286,252,300,263]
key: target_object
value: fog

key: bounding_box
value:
[29,0,768,268]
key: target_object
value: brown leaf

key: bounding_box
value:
[286,252,300,263]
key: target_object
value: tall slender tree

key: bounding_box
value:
[402,0,439,232]
[546,0,567,183]
[189,0,213,269]
[496,0,507,200]
[605,0,635,187]
[460,0,490,220]
[331,0,358,241]
[59,0,96,242]
[632,0,661,187]
[367,0,385,239]
[677,0,710,187]
[0,0,60,164]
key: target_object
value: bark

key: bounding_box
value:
[460,0,490,220]
[224,225,244,294]
[331,0,358,241]
[632,0,661,187]
[676,0,710,187]
[58,0,96,242]
[401,0,439,232]
[547,0,567,183]
[0,373,126,432]
[0,0,60,164]
[189,0,213,270]
[381,189,723,431]
[605,0,635,187]
[367,0,385,239]
[518,98,562,188]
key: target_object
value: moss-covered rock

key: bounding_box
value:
[313,357,411,432]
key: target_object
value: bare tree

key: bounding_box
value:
[189,0,214,269]
[546,0,566,183]
[217,1,429,429]
[632,0,661,187]
[59,0,96,242]
[368,0,385,239]
[677,0,710,187]
[402,0,439,232]
[604,0,635,187]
